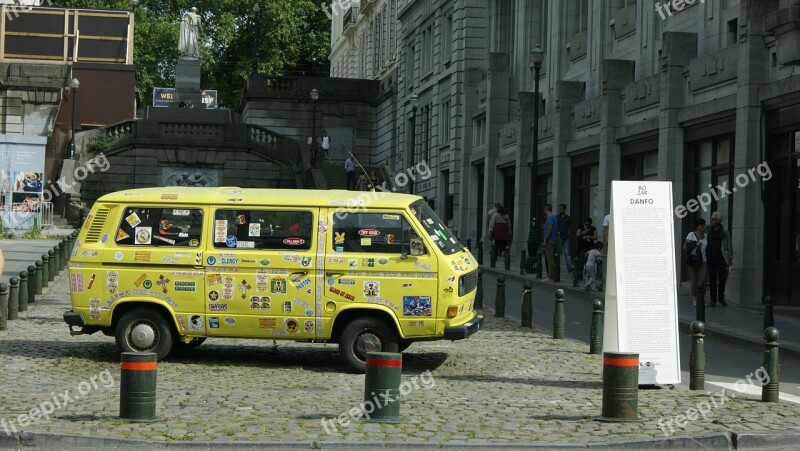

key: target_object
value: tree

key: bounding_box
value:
[54,0,331,106]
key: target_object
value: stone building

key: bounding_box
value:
[329,0,800,307]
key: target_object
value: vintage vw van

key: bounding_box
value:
[64,187,482,372]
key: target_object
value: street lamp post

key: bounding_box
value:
[310,88,319,167]
[409,92,419,194]
[528,46,544,278]
[251,4,261,74]
[68,77,80,159]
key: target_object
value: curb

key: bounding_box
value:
[479,265,800,360]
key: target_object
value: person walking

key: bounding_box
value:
[574,217,597,284]
[489,204,512,258]
[706,211,731,306]
[321,130,332,165]
[368,170,381,190]
[683,218,708,307]
[542,204,559,282]
[486,202,500,251]
[344,155,356,190]
[557,204,574,272]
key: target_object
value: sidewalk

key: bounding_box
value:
[479,253,800,358]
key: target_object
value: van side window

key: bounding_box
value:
[116,207,203,247]
[332,212,419,254]
[213,210,313,251]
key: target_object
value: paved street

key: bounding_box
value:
[1,243,800,449]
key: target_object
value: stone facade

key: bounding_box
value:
[327,0,800,306]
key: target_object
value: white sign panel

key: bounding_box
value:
[603,181,681,385]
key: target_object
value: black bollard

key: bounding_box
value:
[0,283,7,330]
[466,239,472,252]
[590,299,603,354]
[475,270,483,309]
[520,250,527,275]
[762,327,780,403]
[504,248,511,271]
[27,265,36,305]
[18,271,28,312]
[36,259,45,291]
[763,294,774,331]
[120,352,158,420]
[477,240,484,265]
[8,277,19,320]
[495,276,505,318]
[363,352,402,422]
[521,281,532,328]
[689,321,705,390]
[553,289,565,339]
[47,250,55,282]
[600,352,640,421]
[61,238,69,267]
[53,245,61,274]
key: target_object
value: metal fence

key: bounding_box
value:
[0,202,54,231]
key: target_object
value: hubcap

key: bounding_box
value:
[355,332,382,359]
[130,322,157,349]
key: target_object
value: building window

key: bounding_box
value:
[440,100,451,145]
[421,25,433,74]
[578,0,588,32]
[688,135,734,230]
[727,19,738,46]
[473,115,486,146]
[537,0,548,51]
[442,170,454,221]
[622,151,658,181]
[422,105,431,162]
[442,14,453,63]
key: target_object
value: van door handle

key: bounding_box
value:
[326,272,345,278]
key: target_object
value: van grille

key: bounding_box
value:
[461,270,478,295]
[84,208,109,243]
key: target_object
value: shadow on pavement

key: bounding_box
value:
[436,374,603,390]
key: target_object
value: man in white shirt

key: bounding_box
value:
[321,130,332,165]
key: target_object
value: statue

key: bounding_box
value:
[179,7,201,58]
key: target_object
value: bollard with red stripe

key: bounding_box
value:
[119,352,158,421]
[363,352,402,422]
[600,352,640,421]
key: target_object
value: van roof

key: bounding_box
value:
[97,187,422,208]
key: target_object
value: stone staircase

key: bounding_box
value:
[315,160,385,191]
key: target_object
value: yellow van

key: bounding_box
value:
[64,187,483,372]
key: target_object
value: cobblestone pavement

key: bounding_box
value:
[2,271,800,449]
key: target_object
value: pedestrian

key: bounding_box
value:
[542,204,559,282]
[575,217,597,283]
[486,201,500,250]
[557,203,574,272]
[602,213,611,247]
[307,135,319,167]
[706,211,731,306]
[356,172,368,191]
[489,204,512,258]
[683,218,708,307]
[321,130,332,165]
[584,241,605,291]
[344,154,356,190]
[368,169,381,190]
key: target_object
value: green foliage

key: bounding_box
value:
[86,133,113,155]
[54,0,331,105]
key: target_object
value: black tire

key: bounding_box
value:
[115,308,173,360]
[398,340,412,353]
[173,337,206,351]
[339,318,398,373]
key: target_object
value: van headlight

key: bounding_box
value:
[458,276,465,297]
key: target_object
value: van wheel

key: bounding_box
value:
[339,318,398,373]
[116,308,173,360]
[174,337,206,351]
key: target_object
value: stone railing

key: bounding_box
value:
[159,123,225,141]
[247,124,302,168]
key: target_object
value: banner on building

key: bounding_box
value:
[153,88,218,109]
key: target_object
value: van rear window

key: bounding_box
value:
[116,207,203,247]
[213,209,313,251]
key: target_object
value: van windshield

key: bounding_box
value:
[409,199,462,256]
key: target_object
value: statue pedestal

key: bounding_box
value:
[175,57,202,106]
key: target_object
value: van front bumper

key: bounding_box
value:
[444,312,484,340]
